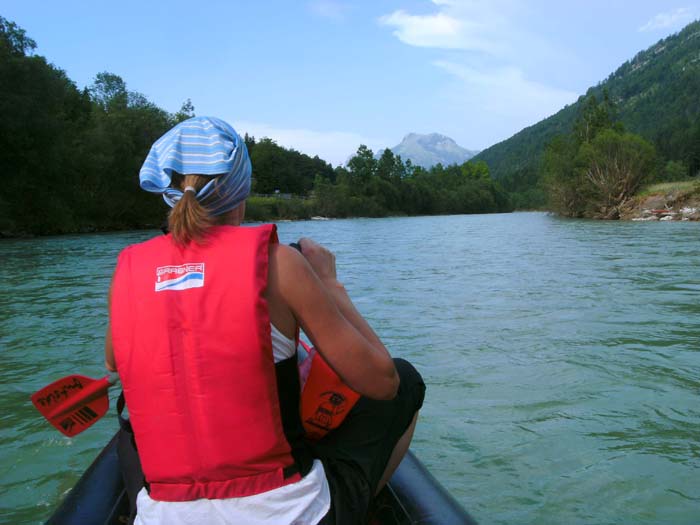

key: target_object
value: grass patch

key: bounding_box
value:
[637,180,700,197]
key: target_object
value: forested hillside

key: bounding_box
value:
[474,20,700,208]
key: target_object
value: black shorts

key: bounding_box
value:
[312,358,426,525]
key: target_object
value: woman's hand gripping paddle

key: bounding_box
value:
[31,373,118,437]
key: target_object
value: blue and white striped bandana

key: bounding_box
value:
[139,116,251,216]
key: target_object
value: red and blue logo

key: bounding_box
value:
[155,263,205,292]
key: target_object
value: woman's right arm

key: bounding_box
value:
[270,241,399,400]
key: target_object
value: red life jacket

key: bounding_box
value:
[110,224,309,502]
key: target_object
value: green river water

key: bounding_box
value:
[1,212,698,524]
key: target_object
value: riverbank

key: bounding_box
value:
[1,194,513,239]
[620,180,700,221]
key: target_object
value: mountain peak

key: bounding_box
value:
[384,132,479,168]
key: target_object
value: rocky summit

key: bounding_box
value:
[379,133,479,169]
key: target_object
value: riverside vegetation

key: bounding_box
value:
[0,16,510,237]
[542,92,699,220]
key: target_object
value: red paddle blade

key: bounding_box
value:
[31,375,110,437]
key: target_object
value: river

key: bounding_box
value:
[1,212,698,524]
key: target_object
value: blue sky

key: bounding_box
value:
[4,1,700,165]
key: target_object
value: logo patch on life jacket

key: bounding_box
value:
[155,263,205,292]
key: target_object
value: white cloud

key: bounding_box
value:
[378,1,511,54]
[377,1,578,146]
[639,7,695,32]
[433,60,578,144]
[378,10,469,50]
[232,120,385,167]
[308,0,350,21]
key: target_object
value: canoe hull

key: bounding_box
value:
[46,432,477,525]
[46,433,128,525]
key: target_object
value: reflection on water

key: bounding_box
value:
[1,213,698,524]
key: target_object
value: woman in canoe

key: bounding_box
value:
[104,116,425,525]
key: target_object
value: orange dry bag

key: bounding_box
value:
[299,340,361,441]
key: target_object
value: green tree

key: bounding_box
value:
[250,138,283,193]
[89,72,128,111]
[243,133,256,157]
[659,160,688,182]
[0,15,36,56]
[347,145,376,189]
[543,135,589,217]
[688,120,700,177]
[376,148,396,181]
[573,91,617,144]
[173,98,195,124]
[579,130,656,219]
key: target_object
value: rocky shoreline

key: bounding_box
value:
[620,187,700,222]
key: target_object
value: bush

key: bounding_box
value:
[579,130,656,218]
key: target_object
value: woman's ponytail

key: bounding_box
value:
[168,174,214,245]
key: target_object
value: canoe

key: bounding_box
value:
[45,431,477,524]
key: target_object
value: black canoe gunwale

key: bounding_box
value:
[46,432,128,525]
[46,431,477,525]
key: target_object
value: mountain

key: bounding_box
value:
[379,133,479,168]
[473,19,700,186]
